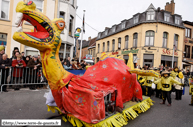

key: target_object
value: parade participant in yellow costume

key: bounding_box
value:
[189,75,193,106]
[155,68,162,98]
[154,70,183,106]
[137,73,146,95]
[171,67,184,92]
[171,67,184,79]
[144,68,156,97]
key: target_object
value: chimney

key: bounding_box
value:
[165,0,175,15]
[88,36,91,41]
[105,27,109,30]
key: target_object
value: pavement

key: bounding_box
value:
[0,87,192,127]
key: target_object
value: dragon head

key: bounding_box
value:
[13,1,65,52]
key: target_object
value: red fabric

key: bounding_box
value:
[12,60,26,77]
[55,57,143,124]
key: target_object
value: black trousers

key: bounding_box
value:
[146,86,152,97]
[162,91,171,104]
[140,84,146,95]
[175,89,182,100]
[156,89,161,98]
[1,69,9,91]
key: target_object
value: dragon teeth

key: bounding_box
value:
[16,26,23,32]
[15,12,23,26]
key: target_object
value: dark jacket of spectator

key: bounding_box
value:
[12,59,26,77]
[0,56,11,91]
[27,59,41,68]
[0,58,12,69]
[22,56,26,61]
[27,58,41,75]
[66,60,71,67]
[25,56,30,65]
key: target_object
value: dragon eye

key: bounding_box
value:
[26,1,33,5]
[59,23,64,27]
[56,20,65,30]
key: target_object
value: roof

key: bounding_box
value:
[88,37,97,47]
[97,4,185,41]
[183,21,193,26]
[78,40,89,49]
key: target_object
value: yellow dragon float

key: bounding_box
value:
[13,1,159,127]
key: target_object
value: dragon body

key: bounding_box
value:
[13,1,158,124]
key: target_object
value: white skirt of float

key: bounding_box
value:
[44,89,57,107]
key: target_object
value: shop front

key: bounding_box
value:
[143,54,154,68]
[161,55,178,68]
[122,49,139,67]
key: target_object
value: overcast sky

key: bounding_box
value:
[75,0,193,40]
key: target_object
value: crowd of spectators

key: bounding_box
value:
[61,57,90,70]
[0,47,44,92]
[0,47,93,92]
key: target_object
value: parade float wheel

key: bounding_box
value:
[47,96,153,127]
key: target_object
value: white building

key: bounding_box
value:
[0,0,77,59]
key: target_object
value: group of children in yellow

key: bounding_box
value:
[138,67,193,106]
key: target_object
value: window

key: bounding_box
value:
[164,13,170,22]
[175,17,180,25]
[184,45,190,58]
[69,15,74,36]
[98,44,100,53]
[98,33,101,38]
[133,33,138,47]
[93,49,95,56]
[145,31,154,46]
[163,32,168,48]
[185,28,191,38]
[105,30,108,35]
[192,47,193,59]
[59,11,65,19]
[174,34,178,50]
[147,10,155,20]
[112,26,116,32]
[29,0,43,12]
[133,16,139,24]
[103,42,105,52]
[112,39,115,51]
[71,0,75,6]
[0,0,10,19]
[118,38,121,50]
[107,41,109,52]
[122,22,126,29]
[0,33,7,46]
[125,35,129,49]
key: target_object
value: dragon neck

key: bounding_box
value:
[40,42,71,90]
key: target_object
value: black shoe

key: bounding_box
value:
[3,90,8,92]
[189,104,193,106]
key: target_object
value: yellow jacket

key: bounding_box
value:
[138,75,146,86]
[154,75,162,90]
[144,76,156,87]
[154,77,182,91]
[189,78,193,95]
[170,71,184,79]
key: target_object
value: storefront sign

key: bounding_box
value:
[162,49,178,56]
[112,52,118,55]
[86,54,92,59]
[122,49,139,54]
[189,40,193,43]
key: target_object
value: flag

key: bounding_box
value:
[83,13,85,33]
